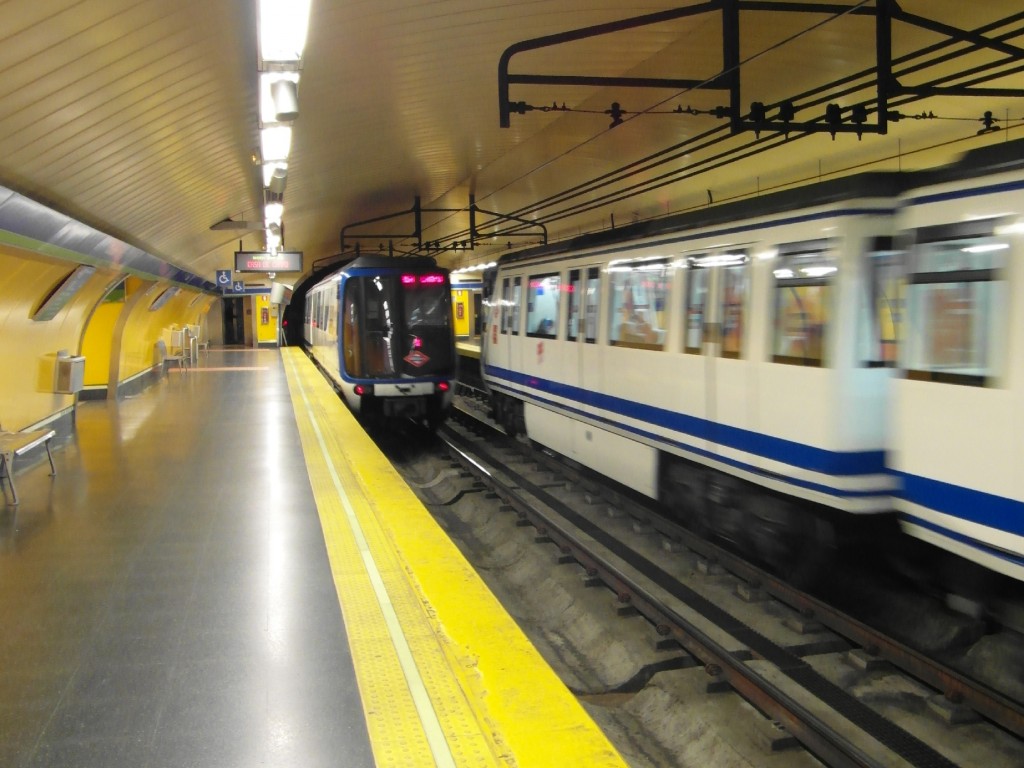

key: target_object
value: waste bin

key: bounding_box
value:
[55,352,86,393]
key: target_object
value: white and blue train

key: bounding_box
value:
[304,255,456,427]
[481,139,1024,587]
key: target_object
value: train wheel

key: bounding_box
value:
[747,495,827,587]
[660,460,711,537]
[706,473,746,547]
[514,399,527,436]
[501,396,521,437]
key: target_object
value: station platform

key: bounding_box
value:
[0,347,626,768]
[455,340,481,359]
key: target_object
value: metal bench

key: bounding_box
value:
[0,429,57,505]
[160,330,190,372]
[156,338,187,374]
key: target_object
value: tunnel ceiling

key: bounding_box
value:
[0,0,1021,284]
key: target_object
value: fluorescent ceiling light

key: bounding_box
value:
[994,222,1024,235]
[608,255,665,267]
[693,253,747,267]
[961,243,1009,254]
[801,266,838,277]
[265,202,284,225]
[259,0,312,62]
[260,126,292,162]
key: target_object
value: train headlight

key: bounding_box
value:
[354,384,373,396]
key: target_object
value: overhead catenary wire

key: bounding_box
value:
[406,7,1024,254]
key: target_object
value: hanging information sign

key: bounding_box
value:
[234,251,303,273]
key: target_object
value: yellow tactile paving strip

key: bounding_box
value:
[281,348,627,768]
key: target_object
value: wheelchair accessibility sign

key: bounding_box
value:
[216,270,232,288]
[221,280,267,296]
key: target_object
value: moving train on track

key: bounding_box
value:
[304,255,456,427]
[481,138,1024,588]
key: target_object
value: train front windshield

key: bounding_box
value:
[342,272,455,379]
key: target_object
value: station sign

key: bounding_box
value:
[221,282,271,296]
[234,250,303,273]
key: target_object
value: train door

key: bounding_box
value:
[489,275,512,373]
[507,274,523,374]
[683,252,750,426]
[570,266,600,387]
[473,291,483,338]
[565,266,601,455]
[488,274,522,373]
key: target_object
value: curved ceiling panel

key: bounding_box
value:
[0,0,1019,284]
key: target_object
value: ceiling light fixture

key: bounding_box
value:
[271,80,300,121]
[262,161,287,188]
[254,0,311,259]
[259,72,300,124]
[267,166,288,195]
[265,202,284,225]
[260,126,292,163]
[258,0,311,64]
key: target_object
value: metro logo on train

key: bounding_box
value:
[404,350,430,367]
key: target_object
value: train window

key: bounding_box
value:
[362,278,392,377]
[342,284,363,375]
[527,273,560,338]
[343,273,455,379]
[608,258,670,350]
[326,291,338,338]
[402,275,455,375]
[720,259,749,359]
[500,278,511,334]
[859,239,904,367]
[569,268,600,342]
[904,229,1008,386]
[683,263,709,354]
[510,276,522,336]
[584,267,600,343]
[771,242,835,366]
[567,269,582,340]
[319,291,328,334]
[684,253,748,356]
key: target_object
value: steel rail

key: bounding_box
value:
[449,399,1024,741]
[439,414,965,768]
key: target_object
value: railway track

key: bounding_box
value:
[422,395,1024,768]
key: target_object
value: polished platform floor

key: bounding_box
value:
[0,349,374,768]
[1,348,627,768]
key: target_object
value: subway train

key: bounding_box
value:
[481,138,1024,589]
[304,255,457,427]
